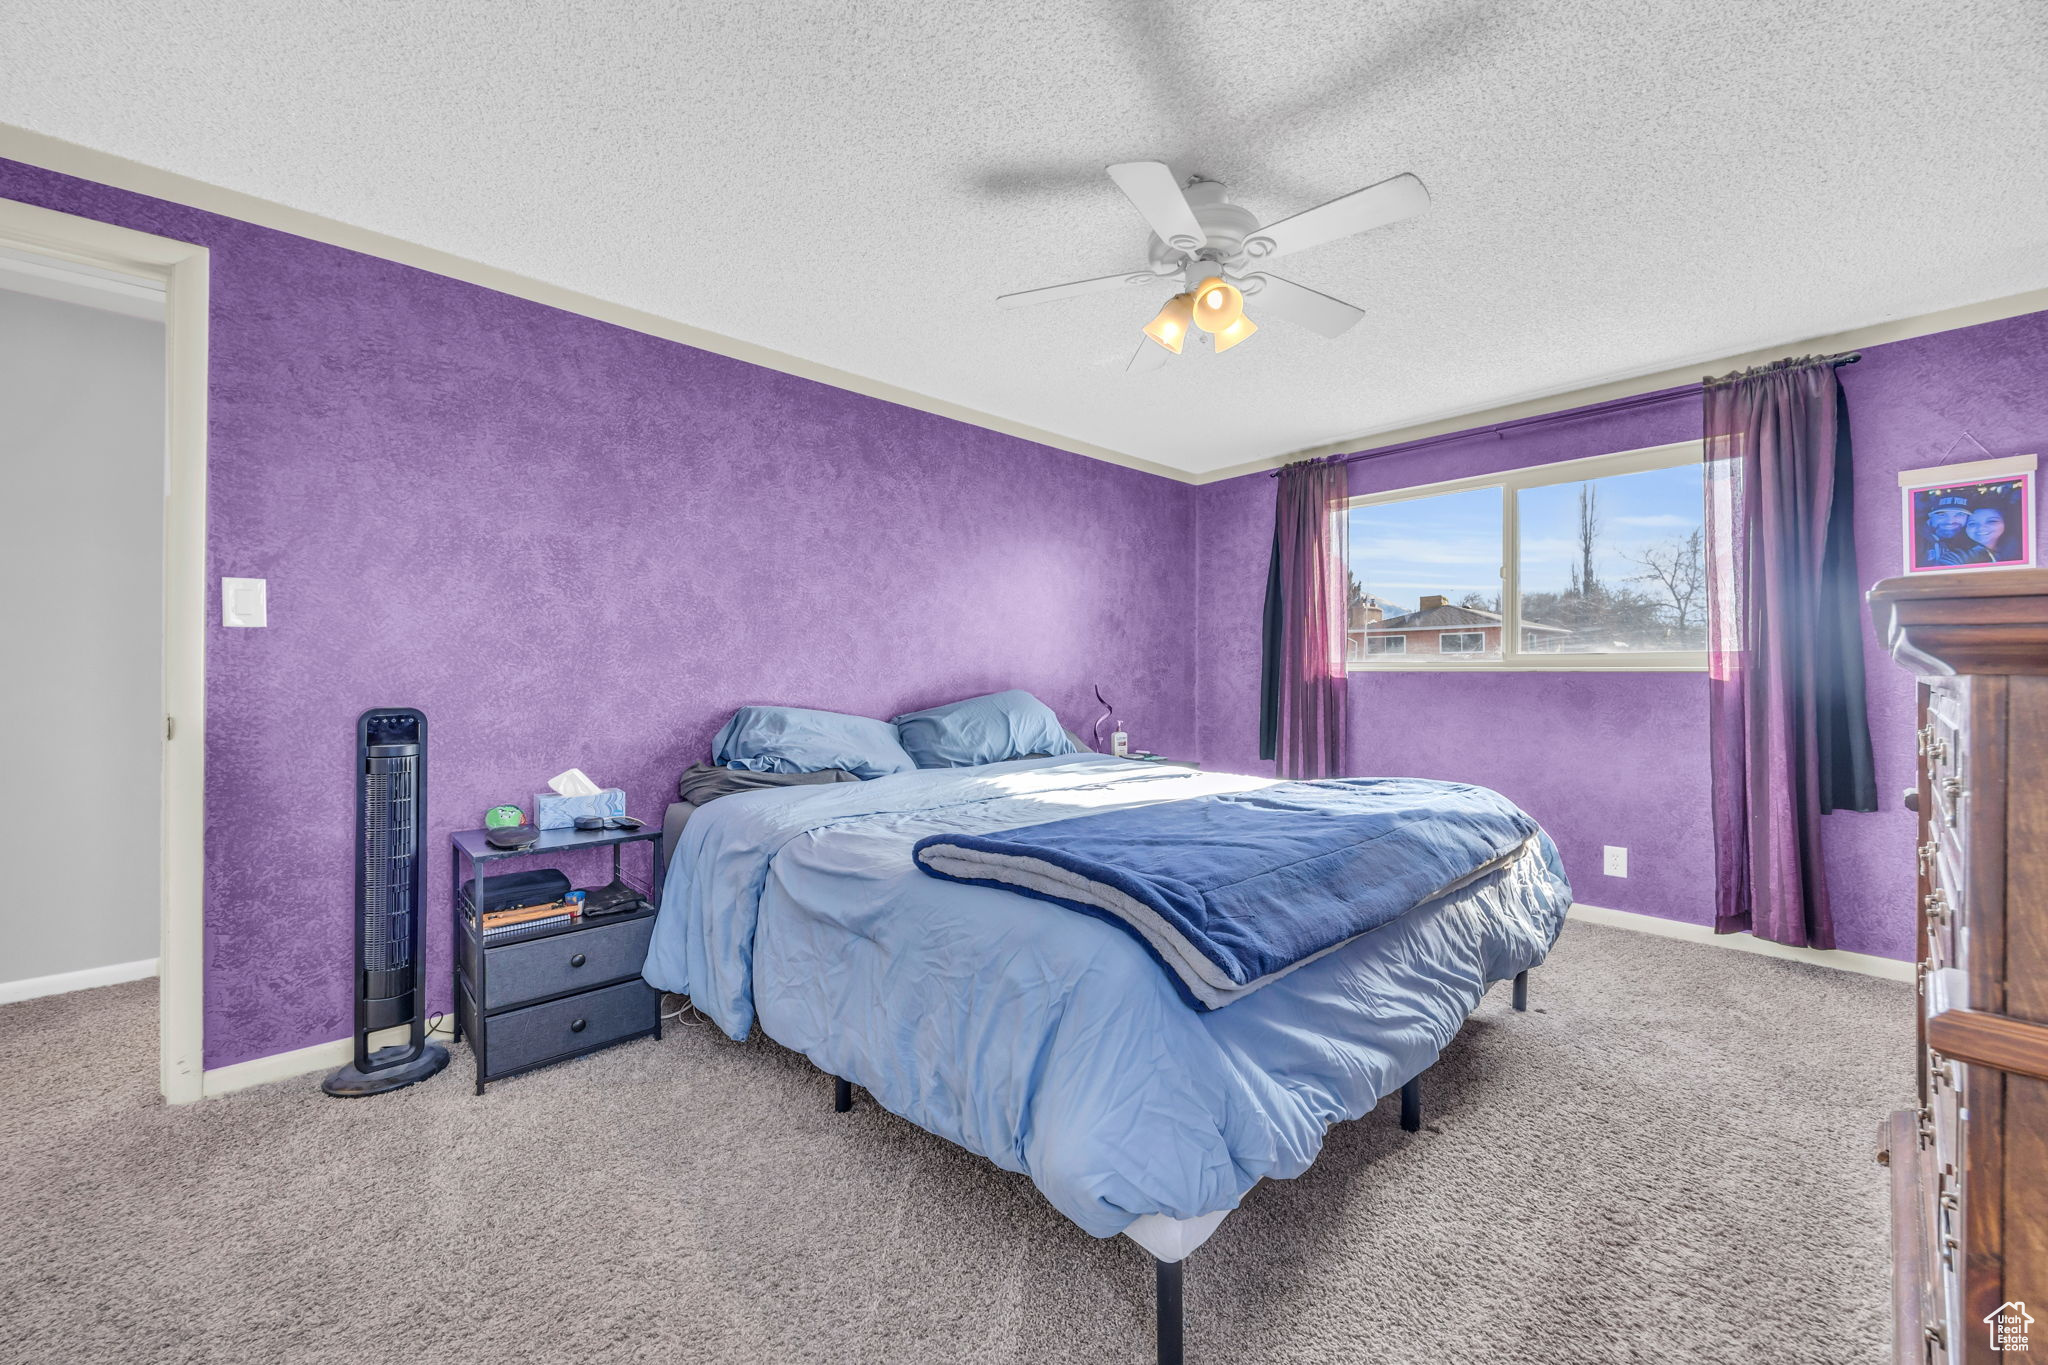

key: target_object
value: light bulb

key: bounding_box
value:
[1142,293,1196,354]
[1190,276,1246,333]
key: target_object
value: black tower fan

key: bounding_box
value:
[323,707,449,1096]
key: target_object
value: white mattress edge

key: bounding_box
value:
[1121,1208,1232,1262]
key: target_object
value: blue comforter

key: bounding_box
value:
[641,755,1571,1239]
[913,778,1540,1009]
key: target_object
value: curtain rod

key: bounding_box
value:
[1268,351,1862,476]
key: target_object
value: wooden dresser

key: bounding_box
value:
[1871,570,2048,1365]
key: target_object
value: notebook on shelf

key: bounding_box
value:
[481,912,577,945]
[471,891,586,940]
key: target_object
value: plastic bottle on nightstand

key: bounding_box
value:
[1111,722,1129,758]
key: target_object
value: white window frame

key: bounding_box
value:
[1345,440,1707,672]
[1364,634,1407,655]
[1438,630,1486,654]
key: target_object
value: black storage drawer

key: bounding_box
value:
[479,914,655,1011]
[482,979,658,1080]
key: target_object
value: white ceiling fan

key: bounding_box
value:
[997,162,1429,373]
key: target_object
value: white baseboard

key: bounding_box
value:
[0,956,465,1097]
[1569,903,1915,982]
[0,957,158,1005]
[201,1017,459,1098]
[197,908,1909,1095]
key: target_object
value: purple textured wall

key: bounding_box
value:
[0,160,1197,1068]
[1196,308,2048,961]
[13,150,2047,1063]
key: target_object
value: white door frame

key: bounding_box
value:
[0,198,209,1104]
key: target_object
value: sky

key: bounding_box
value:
[1349,463,1705,613]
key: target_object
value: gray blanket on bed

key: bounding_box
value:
[666,763,862,851]
[677,762,859,804]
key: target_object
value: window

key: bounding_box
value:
[1347,484,1503,663]
[1346,442,1707,670]
[1516,462,1708,655]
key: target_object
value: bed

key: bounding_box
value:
[642,752,1571,1362]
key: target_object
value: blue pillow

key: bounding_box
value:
[891,690,1081,769]
[712,706,916,780]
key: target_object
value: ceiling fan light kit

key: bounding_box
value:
[1190,276,1245,333]
[1142,292,1196,354]
[1211,312,1258,353]
[996,163,1429,373]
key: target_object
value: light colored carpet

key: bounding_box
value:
[0,921,1911,1364]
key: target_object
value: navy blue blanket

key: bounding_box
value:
[912,778,1541,1009]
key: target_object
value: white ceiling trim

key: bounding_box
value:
[1195,282,2048,484]
[0,123,1185,483]
[5,121,2044,490]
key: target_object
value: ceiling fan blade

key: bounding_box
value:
[997,270,1166,308]
[1238,273,1367,338]
[1243,173,1429,261]
[1127,338,1171,374]
[1106,162,1208,253]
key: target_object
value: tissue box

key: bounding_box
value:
[534,787,627,831]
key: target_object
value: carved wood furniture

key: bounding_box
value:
[1871,569,2048,1365]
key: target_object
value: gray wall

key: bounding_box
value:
[0,286,164,984]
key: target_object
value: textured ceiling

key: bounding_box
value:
[4,1,2046,475]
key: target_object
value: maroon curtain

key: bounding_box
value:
[1704,358,1877,948]
[1260,458,1350,779]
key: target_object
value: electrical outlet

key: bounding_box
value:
[1603,845,1628,878]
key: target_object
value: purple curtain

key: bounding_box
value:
[1260,458,1350,779]
[1704,358,1877,948]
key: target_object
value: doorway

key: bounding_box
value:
[0,252,164,1002]
[0,199,208,1103]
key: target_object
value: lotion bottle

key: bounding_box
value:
[1111,722,1129,758]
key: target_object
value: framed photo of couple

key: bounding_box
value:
[1900,453,2037,574]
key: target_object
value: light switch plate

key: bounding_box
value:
[222,576,267,628]
[1603,845,1628,878]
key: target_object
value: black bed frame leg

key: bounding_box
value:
[833,1076,852,1113]
[1399,1075,1422,1132]
[1154,1256,1184,1365]
[1513,968,1530,1012]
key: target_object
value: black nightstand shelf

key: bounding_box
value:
[450,824,666,1095]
